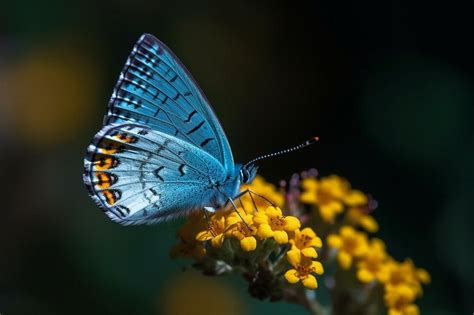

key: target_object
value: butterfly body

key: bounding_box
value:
[84,34,256,225]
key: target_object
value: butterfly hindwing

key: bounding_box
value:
[84,123,227,225]
[105,34,234,173]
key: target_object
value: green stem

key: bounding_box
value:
[284,286,328,315]
[301,294,327,315]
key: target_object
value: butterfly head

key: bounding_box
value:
[239,163,259,184]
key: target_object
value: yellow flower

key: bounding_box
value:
[356,238,389,283]
[226,211,258,251]
[195,211,228,248]
[300,178,318,204]
[384,259,426,297]
[300,176,349,222]
[254,206,300,244]
[240,175,284,212]
[327,226,369,269]
[384,285,420,315]
[347,207,379,232]
[289,227,322,258]
[284,249,324,289]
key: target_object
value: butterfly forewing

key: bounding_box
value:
[105,34,234,173]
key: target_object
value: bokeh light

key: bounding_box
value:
[2,36,101,148]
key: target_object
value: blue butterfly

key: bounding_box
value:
[84,34,316,225]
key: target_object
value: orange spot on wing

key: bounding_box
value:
[94,157,118,170]
[102,190,116,205]
[96,172,116,189]
[114,133,137,143]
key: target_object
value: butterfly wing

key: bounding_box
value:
[83,124,227,225]
[105,33,234,173]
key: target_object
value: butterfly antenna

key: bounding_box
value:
[244,136,320,168]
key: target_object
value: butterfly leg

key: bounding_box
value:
[233,189,257,213]
[238,197,247,214]
[203,207,216,237]
[233,189,276,210]
[226,197,253,232]
[247,191,258,212]
[249,190,276,207]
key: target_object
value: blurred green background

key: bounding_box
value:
[1,0,472,314]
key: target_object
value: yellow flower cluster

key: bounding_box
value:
[284,227,324,289]
[327,226,369,269]
[192,205,301,252]
[171,173,430,313]
[384,259,431,315]
[172,176,325,290]
[172,176,286,253]
[327,225,430,315]
[188,204,325,289]
[300,175,378,232]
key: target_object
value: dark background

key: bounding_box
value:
[1,1,472,314]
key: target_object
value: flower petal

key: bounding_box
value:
[302,178,318,190]
[286,249,301,268]
[257,224,274,238]
[328,200,344,213]
[319,203,342,222]
[301,227,316,238]
[340,226,355,237]
[344,190,368,206]
[300,192,317,204]
[253,212,268,225]
[195,230,212,241]
[226,214,241,227]
[273,230,288,244]
[265,206,282,218]
[338,251,353,269]
[216,215,226,228]
[376,267,390,283]
[302,275,318,289]
[310,236,323,248]
[357,268,374,283]
[284,269,300,284]
[283,216,301,231]
[210,234,224,248]
[230,229,244,239]
[417,268,431,284]
[241,201,256,214]
[404,304,420,315]
[240,236,257,252]
[301,247,318,258]
[327,235,342,248]
[311,261,324,275]
[360,215,379,233]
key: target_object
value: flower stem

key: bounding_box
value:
[301,295,327,315]
[284,286,328,315]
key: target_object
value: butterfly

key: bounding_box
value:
[83,33,259,225]
[84,34,317,225]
